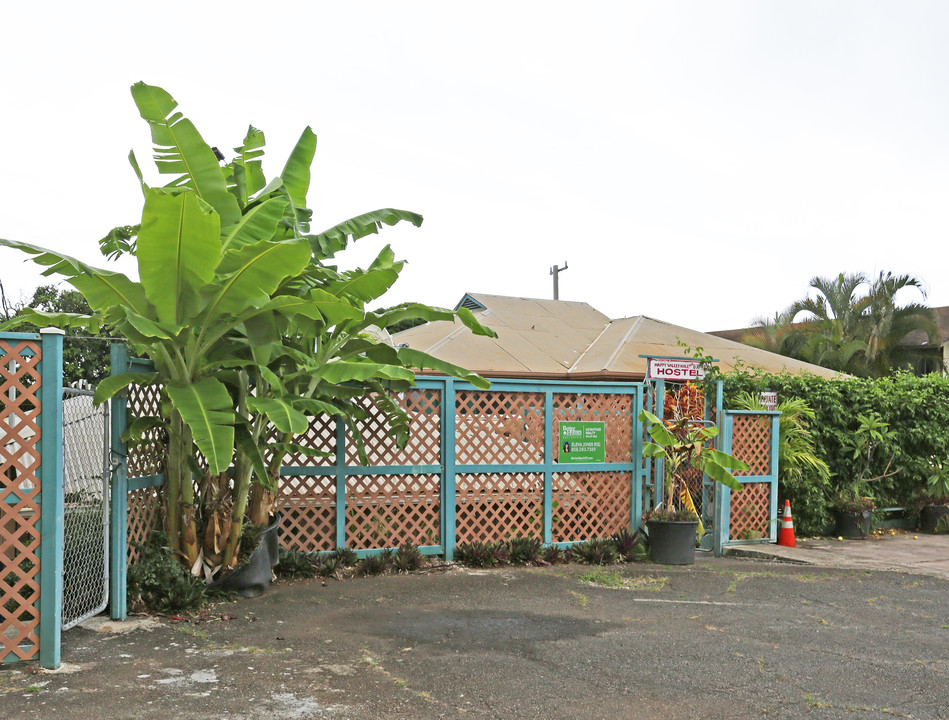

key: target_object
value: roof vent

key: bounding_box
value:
[455,294,486,312]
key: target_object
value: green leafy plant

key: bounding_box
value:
[639,408,747,522]
[318,554,343,578]
[275,549,317,579]
[568,539,619,565]
[358,550,392,576]
[127,533,207,614]
[925,458,949,505]
[834,412,899,512]
[391,543,425,573]
[611,528,647,562]
[455,541,504,568]
[541,545,566,564]
[507,536,543,565]
[333,548,359,566]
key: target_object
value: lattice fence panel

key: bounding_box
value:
[345,474,440,549]
[126,383,165,478]
[552,393,633,463]
[346,390,441,466]
[279,475,336,552]
[126,487,163,564]
[729,482,771,540]
[1,339,42,661]
[731,415,772,476]
[281,415,336,468]
[455,392,544,465]
[552,472,630,542]
[455,473,543,542]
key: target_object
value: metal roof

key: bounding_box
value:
[394,293,843,380]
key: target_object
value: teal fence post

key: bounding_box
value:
[334,418,346,550]
[631,384,643,530]
[543,391,553,544]
[442,379,456,561]
[769,413,781,542]
[38,328,64,670]
[713,410,733,557]
[109,343,129,620]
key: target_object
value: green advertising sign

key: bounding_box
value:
[558,421,606,463]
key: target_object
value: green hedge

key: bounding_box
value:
[721,370,949,533]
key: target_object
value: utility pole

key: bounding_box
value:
[550,261,568,300]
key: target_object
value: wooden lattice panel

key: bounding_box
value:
[279,475,336,552]
[1,339,42,661]
[126,487,163,564]
[282,415,336,468]
[455,391,544,465]
[731,415,772,476]
[552,472,630,542]
[126,383,166,478]
[346,391,441,466]
[455,473,543,542]
[345,474,440,549]
[729,482,771,540]
[553,393,632,463]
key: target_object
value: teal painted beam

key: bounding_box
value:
[127,474,165,491]
[38,328,64,669]
[631,384,644,530]
[334,419,347,549]
[543,392,553,544]
[442,379,456,561]
[109,343,129,621]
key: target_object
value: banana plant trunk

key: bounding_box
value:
[167,412,200,568]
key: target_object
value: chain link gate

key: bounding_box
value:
[61,386,110,630]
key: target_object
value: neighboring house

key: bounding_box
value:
[709,305,949,375]
[393,293,841,381]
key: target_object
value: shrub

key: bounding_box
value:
[276,549,317,579]
[359,550,393,576]
[128,533,207,613]
[455,541,504,568]
[542,545,567,564]
[333,547,359,566]
[611,528,647,562]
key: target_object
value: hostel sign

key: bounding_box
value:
[646,358,706,381]
[559,421,606,463]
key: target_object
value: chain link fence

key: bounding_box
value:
[62,385,110,630]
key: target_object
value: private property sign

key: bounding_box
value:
[646,358,706,381]
[559,421,606,463]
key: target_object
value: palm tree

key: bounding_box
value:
[862,272,937,376]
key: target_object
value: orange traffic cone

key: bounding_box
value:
[777,499,796,548]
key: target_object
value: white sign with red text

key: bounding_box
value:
[760,391,778,411]
[646,358,706,381]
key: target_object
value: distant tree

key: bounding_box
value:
[751,272,936,377]
[386,316,427,334]
[6,284,113,386]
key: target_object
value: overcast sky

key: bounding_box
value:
[2,1,947,332]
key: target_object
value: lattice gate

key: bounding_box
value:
[713,410,780,553]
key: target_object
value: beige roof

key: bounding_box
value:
[395,293,842,381]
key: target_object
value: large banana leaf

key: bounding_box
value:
[220,196,289,254]
[137,189,221,325]
[93,371,160,404]
[228,126,267,206]
[166,377,235,474]
[281,127,316,208]
[130,82,240,226]
[0,308,99,333]
[396,347,491,390]
[317,361,415,385]
[205,238,312,319]
[246,397,309,435]
[0,238,149,315]
[309,209,423,259]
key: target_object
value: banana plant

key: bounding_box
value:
[1,82,496,576]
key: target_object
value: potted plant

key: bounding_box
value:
[832,413,899,538]
[919,458,949,534]
[639,408,748,564]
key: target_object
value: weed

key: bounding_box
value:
[23,685,42,693]
[579,567,625,588]
[128,532,207,613]
[626,575,668,591]
[568,590,589,607]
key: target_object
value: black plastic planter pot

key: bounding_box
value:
[210,513,281,598]
[835,509,872,538]
[647,520,698,565]
[920,505,949,534]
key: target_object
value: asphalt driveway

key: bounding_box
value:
[3,548,948,720]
